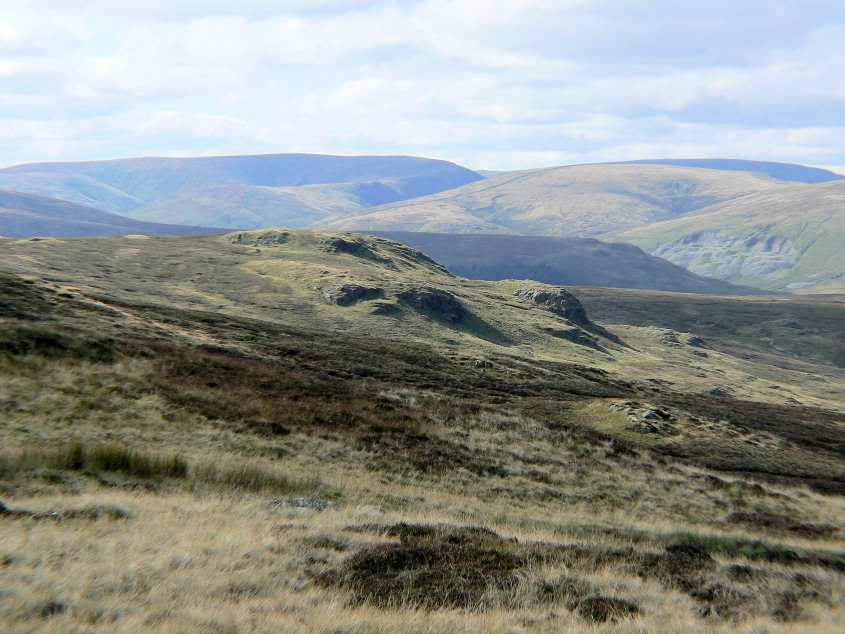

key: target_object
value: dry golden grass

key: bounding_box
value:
[0,231,843,631]
[2,349,843,631]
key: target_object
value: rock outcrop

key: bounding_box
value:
[318,283,383,306]
[227,230,292,246]
[398,286,464,322]
[514,286,589,325]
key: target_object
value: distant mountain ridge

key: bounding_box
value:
[617,159,843,184]
[313,162,790,236]
[0,154,483,229]
[0,189,224,238]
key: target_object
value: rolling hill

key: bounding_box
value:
[365,231,761,295]
[615,180,845,293]
[0,189,224,238]
[312,163,789,236]
[0,154,483,229]
[1,229,844,630]
[619,159,844,184]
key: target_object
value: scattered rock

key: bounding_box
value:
[514,287,588,325]
[474,359,492,369]
[640,423,658,434]
[272,498,338,511]
[398,287,464,322]
[687,335,705,347]
[708,387,733,398]
[660,332,680,346]
[227,230,292,246]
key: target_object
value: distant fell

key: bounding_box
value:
[616,180,845,293]
[366,231,762,295]
[619,159,844,184]
[0,154,483,229]
[313,163,787,236]
[0,189,224,238]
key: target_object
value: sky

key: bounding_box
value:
[2,0,845,171]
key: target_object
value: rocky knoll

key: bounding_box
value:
[514,286,589,325]
[398,287,464,322]
[318,284,383,306]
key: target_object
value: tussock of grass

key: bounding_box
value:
[0,324,112,360]
[55,442,189,480]
[662,531,845,571]
[1,443,324,498]
[191,460,324,496]
[319,523,531,610]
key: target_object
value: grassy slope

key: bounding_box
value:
[313,164,787,237]
[1,231,844,631]
[573,286,845,370]
[615,181,845,293]
[618,159,844,184]
[123,183,385,229]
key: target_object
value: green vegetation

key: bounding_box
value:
[615,180,845,292]
[314,163,786,236]
[0,229,843,631]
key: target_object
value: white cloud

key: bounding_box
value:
[1,1,845,169]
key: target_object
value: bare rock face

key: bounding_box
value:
[320,236,378,258]
[652,231,798,279]
[319,284,383,306]
[398,286,464,322]
[542,326,601,349]
[514,286,589,325]
[227,230,292,246]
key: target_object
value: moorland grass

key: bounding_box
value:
[0,234,843,631]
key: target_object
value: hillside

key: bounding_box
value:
[615,180,845,293]
[124,181,405,230]
[619,159,844,184]
[0,228,842,411]
[0,229,843,631]
[313,163,788,236]
[0,189,224,238]
[0,153,483,228]
[366,231,761,295]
